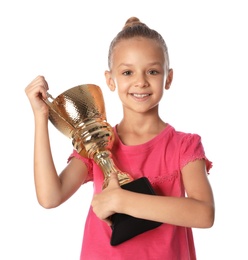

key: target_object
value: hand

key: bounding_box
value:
[25,75,49,116]
[91,172,122,226]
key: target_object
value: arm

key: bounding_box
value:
[25,76,88,208]
[91,159,215,228]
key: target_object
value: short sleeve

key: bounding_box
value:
[180,134,213,174]
[67,149,94,183]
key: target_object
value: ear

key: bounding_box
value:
[165,69,173,90]
[104,70,116,91]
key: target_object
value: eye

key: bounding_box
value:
[148,70,159,75]
[123,70,132,76]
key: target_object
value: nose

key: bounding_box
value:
[134,73,149,88]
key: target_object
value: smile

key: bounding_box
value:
[131,93,151,98]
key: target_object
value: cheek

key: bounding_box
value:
[157,87,164,96]
[117,87,126,97]
[155,86,165,100]
[116,79,129,93]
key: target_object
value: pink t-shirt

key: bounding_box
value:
[68,124,212,260]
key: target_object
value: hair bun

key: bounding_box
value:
[123,17,145,29]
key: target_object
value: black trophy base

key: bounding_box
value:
[110,177,162,246]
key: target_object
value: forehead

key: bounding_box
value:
[114,37,162,51]
[113,37,165,61]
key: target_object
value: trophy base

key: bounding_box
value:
[110,177,162,246]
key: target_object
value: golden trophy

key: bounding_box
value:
[43,84,133,189]
[43,84,162,246]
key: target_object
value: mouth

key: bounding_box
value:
[131,93,151,98]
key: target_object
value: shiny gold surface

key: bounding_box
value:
[43,84,133,188]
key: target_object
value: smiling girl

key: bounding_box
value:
[25,17,215,259]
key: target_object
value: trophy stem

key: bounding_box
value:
[94,151,133,189]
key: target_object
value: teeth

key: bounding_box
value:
[132,93,150,98]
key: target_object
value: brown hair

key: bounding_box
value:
[108,17,170,69]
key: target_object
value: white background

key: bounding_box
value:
[1,1,247,259]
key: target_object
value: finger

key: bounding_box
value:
[107,172,120,188]
[34,76,49,99]
[104,217,113,226]
[42,76,49,92]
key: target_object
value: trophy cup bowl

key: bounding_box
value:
[43,84,162,246]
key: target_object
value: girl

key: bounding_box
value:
[25,17,215,260]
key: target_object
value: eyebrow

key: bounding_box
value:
[117,61,162,68]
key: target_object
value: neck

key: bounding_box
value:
[118,113,166,134]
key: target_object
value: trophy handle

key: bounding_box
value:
[42,92,59,112]
[42,92,76,131]
[42,92,55,106]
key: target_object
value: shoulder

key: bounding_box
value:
[167,124,201,144]
[168,125,212,172]
[67,149,94,182]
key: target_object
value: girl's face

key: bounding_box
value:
[105,37,172,114]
